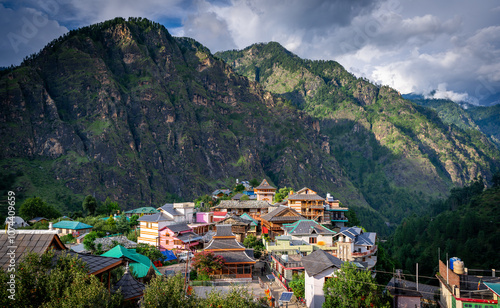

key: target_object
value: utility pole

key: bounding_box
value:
[184,234,193,292]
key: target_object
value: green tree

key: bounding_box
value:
[83,230,105,252]
[492,172,500,188]
[345,209,361,227]
[135,243,163,262]
[116,215,130,234]
[141,274,197,308]
[191,251,224,279]
[83,195,98,216]
[3,250,122,308]
[234,184,245,192]
[98,197,121,215]
[243,234,265,258]
[288,272,305,299]
[249,178,260,188]
[19,197,61,220]
[323,262,390,308]
[274,187,293,203]
[202,285,265,307]
[240,194,250,201]
[129,214,140,228]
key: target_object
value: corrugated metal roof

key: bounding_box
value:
[53,221,93,230]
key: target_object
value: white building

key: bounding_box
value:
[282,219,336,247]
[157,203,195,224]
[334,226,377,269]
[302,249,343,308]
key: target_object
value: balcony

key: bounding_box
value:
[270,252,304,269]
[352,245,378,257]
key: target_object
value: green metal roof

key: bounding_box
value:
[124,207,159,214]
[484,282,500,296]
[240,213,258,226]
[101,245,162,278]
[53,221,93,230]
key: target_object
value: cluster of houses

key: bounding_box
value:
[5,178,500,308]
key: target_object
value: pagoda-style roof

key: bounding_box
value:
[113,265,146,300]
[288,193,325,201]
[215,250,256,263]
[205,238,246,250]
[204,224,256,264]
[255,179,276,190]
[261,206,305,223]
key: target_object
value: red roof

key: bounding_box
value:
[213,211,227,217]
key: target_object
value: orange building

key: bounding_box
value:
[254,179,276,202]
[287,187,325,222]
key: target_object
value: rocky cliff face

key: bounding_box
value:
[216,42,500,226]
[1,18,381,229]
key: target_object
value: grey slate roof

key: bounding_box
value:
[255,179,276,190]
[215,200,272,209]
[282,220,335,235]
[165,222,191,233]
[215,224,235,237]
[158,204,183,216]
[205,238,246,250]
[214,250,256,263]
[176,232,203,243]
[0,230,66,270]
[288,194,325,201]
[302,249,343,277]
[68,251,123,275]
[94,236,138,251]
[336,227,376,246]
[137,212,171,222]
[231,193,244,200]
[113,269,145,300]
[261,206,304,222]
[216,214,251,226]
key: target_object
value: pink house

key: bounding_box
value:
[196,212,213,224]
[158,223,203,252]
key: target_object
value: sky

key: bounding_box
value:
[1,0,499,105]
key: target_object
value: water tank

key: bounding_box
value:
[453,260,465,274]
[450,257,460,270]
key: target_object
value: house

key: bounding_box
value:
[4,216,29,228]
[0,230,66,270]
[282,220,336,252]
[101,245,162,280]
[215,214,252,242]
[334,226,377,269]
[260,206,305,239]
[324,193,349,229]
[113,264,146,302]
[270,252,305,290]
[212,200,274,221]
[437,259,500,308]
[387,275,440,308]
[137,213,172,247]
[28,217,48,225]
[124,207,160,217]
[287,187,326,222]
[204,224,256,281]
[189,212,215,235]
[485,283,500,306]
[158,222,202,251]
[212,189,231,199]
[158,203,196,224]
[231,193,245,200]
[302,249,343,308]
[265,235,314,255]
[239,213,258,234]
[52,220,93,236]
[254,179,276,202]
[68,251,124,290]
[212,211,227,222]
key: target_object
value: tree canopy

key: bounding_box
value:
[82,195,98,216]
[19,197,61,220]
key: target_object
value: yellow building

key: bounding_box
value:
[287,187,325,222]
[137,213,171,248]
[254,179,276,202]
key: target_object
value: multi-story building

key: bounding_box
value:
[211,200,274,222]
[324,193,349,229]
[287,188,325,222]
[270,252,305,290]
[254,179,276,202]
[260,206,305,239]
[158,223,202,251]
[334,226,377,270]
[282,220,336,253]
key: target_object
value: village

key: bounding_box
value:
[2,179,500,308]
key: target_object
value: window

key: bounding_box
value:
[309,237,317,244]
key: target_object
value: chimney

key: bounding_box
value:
[49,222,53,230]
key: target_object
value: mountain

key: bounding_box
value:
[1,19,498,236]
[404,94,500,149]
[216,42,500,228]
[0,18,377,229]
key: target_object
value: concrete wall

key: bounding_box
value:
[305,267,336,308]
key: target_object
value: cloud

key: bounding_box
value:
[0,4,68,66]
